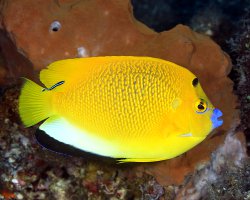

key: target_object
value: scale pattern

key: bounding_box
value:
[56,59,185,141]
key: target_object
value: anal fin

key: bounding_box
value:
[39,116,119,158]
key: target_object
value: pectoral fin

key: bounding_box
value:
[179,133,193,137]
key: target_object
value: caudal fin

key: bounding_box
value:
[19,78,53,127]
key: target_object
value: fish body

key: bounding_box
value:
[19,56,223,162]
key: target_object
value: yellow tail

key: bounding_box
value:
[19,78,53,127]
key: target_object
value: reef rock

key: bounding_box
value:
[0,0,243,186]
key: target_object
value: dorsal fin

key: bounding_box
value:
[40,58,88,89]
[39,57,131,89]
[39,56,181,89]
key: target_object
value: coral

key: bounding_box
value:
[139,178,164,200]
[0,0,230,75]
[0,29,33,86]
[205,160,250,200]
[176,130,248,199]
[226,9,250,155]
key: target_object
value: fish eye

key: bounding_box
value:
[192,78,199,87]
[195,99,208,113]
[50,21,61,32]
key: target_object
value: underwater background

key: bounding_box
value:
[0,0,249,199]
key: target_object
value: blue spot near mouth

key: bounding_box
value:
[211,108,223,129]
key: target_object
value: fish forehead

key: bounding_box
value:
[54,59,194,139]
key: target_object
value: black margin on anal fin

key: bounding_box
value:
[35,129,126,165]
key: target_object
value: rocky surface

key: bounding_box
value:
[0,0,248,199]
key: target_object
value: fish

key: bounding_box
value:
[18,56,223,163]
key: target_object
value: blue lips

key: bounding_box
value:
[211,108,223,129]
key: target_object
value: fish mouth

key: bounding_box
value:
[211,108,223,129]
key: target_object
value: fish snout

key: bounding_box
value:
[211,108,223,129]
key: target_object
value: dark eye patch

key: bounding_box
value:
[192,78,199,87]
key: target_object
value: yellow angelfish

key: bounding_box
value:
[18,56,223,162]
